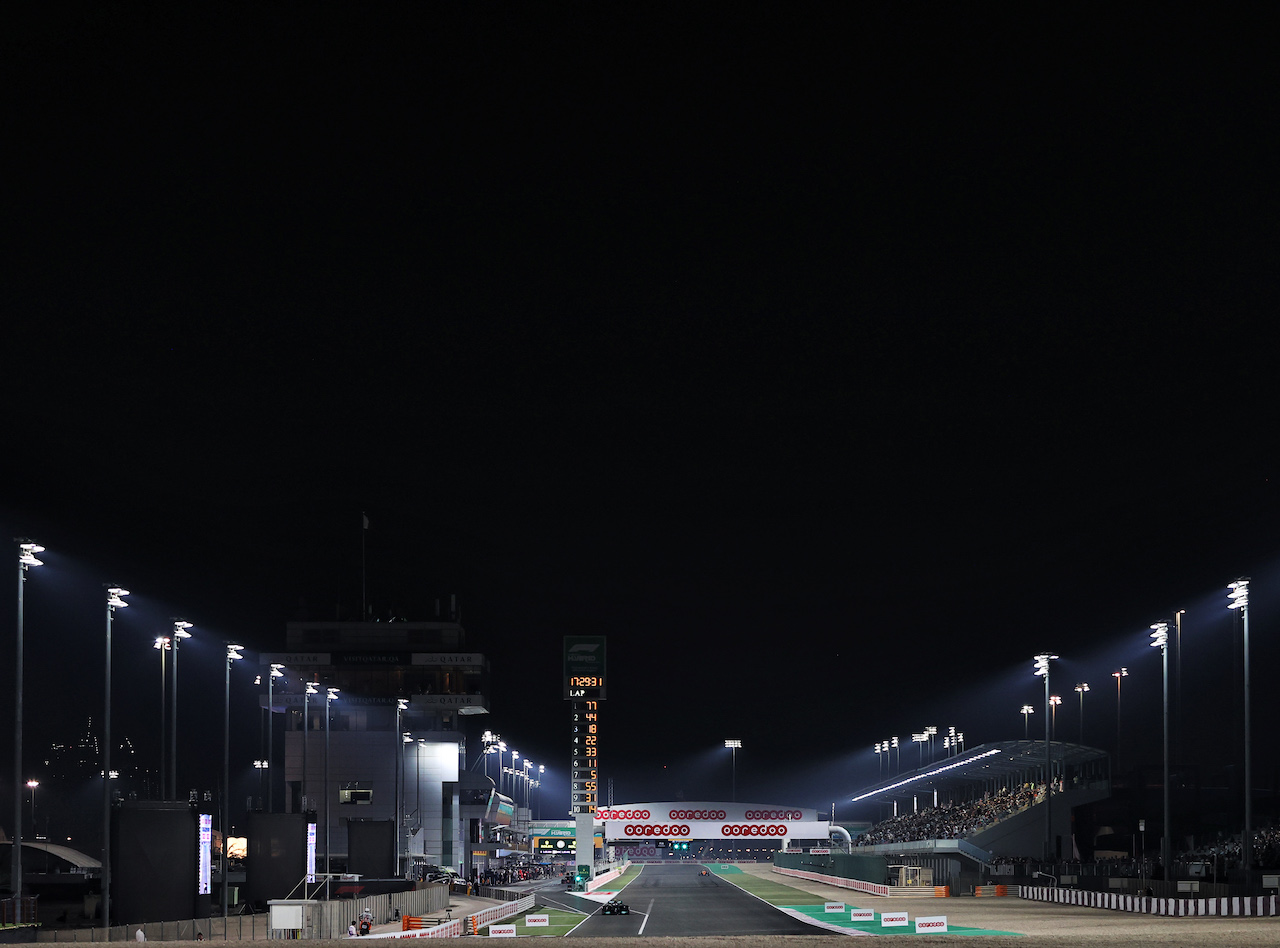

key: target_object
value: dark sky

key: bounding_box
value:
[5,7,1280,835]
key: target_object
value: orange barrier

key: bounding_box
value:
[934,886,950,898]
[402,916,428,930]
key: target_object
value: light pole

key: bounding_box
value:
[1150,621,1171,876]
[266,663,284,812]
[536,765,545,819]
[1112,667,1129,772]
[511,751,520,799]
[395,698,407,876]
[1174,610,1185,772]
[925,726,937,762]
[874,742,884,779]
[1227,579,1251,870]
[325,687,339,906]
[303,683,318,813]
[725,740,741,800]
[891,736,900,770]
[480,731,499,780]
[911,732,927,768]
[254,760,268,806]
[153,636,170,798]
[1049,695,1062,742]
[26,780,39,839]
[1021,704,1035,740]
[103,585,129,934]
[170,620,192,801]
[1074,683,1089,744]
[1034,652,1058,862]
[223,644,243,921]
[13,540,44,898]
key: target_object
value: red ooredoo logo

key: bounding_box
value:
[721,824,787,836]
[668,809,726,820]
[623,824,692,837]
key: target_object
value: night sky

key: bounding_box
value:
[6,7,1280,843]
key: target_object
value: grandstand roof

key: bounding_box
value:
[852,740,1109,803]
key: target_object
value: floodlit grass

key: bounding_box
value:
[711,867,828,906]
[608,864,646,889]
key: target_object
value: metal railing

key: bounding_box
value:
[2,895,38,926]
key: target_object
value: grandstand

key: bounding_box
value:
[849,740,1110,891]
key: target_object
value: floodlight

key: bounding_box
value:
[1149,622,1168,648]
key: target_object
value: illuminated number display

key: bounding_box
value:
[570,699,600,814]
[566,637,605,814]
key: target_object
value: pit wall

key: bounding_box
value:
[1022,885,1280,916]
[587,862,631,891]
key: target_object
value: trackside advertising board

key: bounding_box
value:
[915,916,948,933]
[595,802,828,841]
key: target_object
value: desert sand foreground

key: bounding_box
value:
[41,862,1280,945]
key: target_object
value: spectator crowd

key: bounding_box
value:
[855,784,1046,846]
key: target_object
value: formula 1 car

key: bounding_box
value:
[601,900,631,915]
[699,870,709,876]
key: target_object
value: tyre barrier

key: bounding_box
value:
[974,885,1017,897]
[388,895,536,938]
[1021,886,1280,916]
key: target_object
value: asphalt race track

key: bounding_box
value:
[568,863,821,937]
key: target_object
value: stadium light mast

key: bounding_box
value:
[1020,704,1035,740]
[1034,652,1058,861]
[1150,622,1171,877]
[13,540,44,900]
[325,687,340,908]
[266,663,284,812]
[1074,683,1089,744]
[169,619,193,800]
[725,740,742,801]
[1112,667,1129,773]
[1227,579,1252,870]
[222,644,243,921]
[911,733,927,768]
[1174,610,1185,775]
[1049,695,1062,742]
[103,585,130,934]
